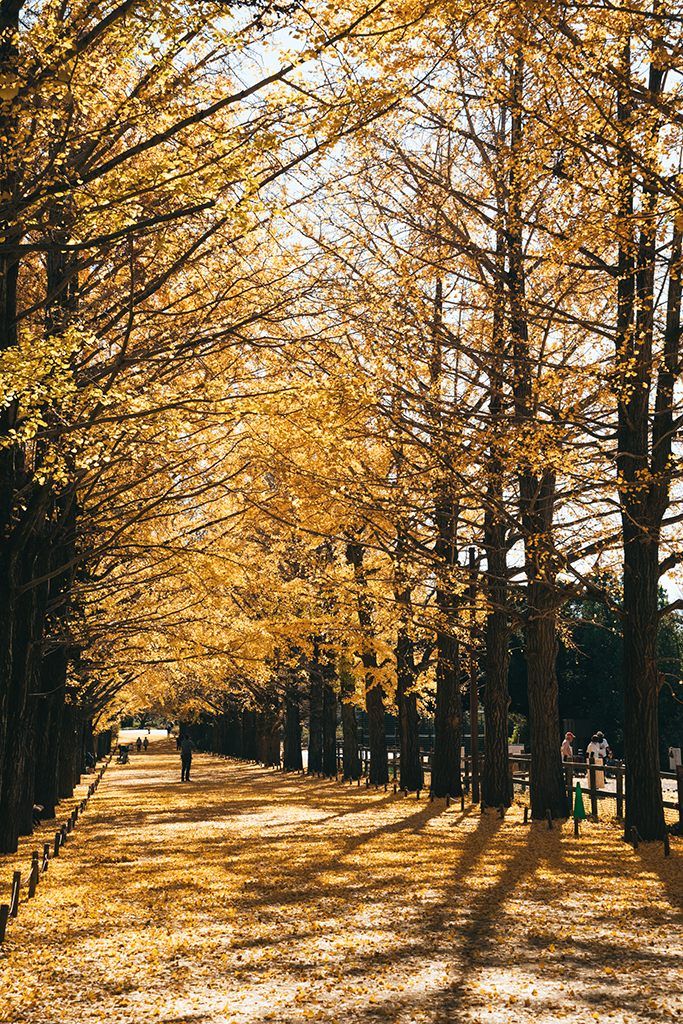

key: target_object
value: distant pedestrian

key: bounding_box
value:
[143,736,149,752]
[587,734,601,759]
[180,735,196,781]
[596,731,611,759]
[561,732,575,760]
[176,733,182,751]
[136,736,142,753]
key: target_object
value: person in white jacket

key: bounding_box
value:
[587,735,601,759]
[595,731,611,759]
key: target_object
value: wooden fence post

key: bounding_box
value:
[616,762,624,819]
[28,853,39,899]
[9,871,21,918]
[677,765,683,832]
[0,904,8,942]
[53,831,61,857]
[565,763,574,815]
[42,844,50,873]
[589,756,598,817]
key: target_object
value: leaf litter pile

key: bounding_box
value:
[1,737,682,1024]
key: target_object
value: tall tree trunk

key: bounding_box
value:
[283,686,303,771]
[34,649,67,819]
[345,541,388,785]
[431,630,462,798]
[428,278,463,800]
[340,661,360,779]
[308,654,323,774]
[508,51,566,818]
[396,626,423,792]
[482,182,512,808]
[614,34,671,841]
[322,678,337,776]
[526,582,566,817]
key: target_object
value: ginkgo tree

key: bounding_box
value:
[0,0,447,851]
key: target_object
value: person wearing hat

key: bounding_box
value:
[561,732,575,760]
[595,731,611,759]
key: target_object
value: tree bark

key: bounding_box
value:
[397,626,423,792]
[346,540,388,785]
[322,679,337,777]
[283,686,303,771]
[482,182,512,808]
[308,655,323,774]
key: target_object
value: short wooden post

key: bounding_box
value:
[524,806,528,824]
[0,904,9,942]
[616,762,624,819]
[499,803,505,819]
[9,871,21,917]
[66,817,72,835]
[677,765,683,831]
[393,783,397,794]
[546,808,553,829]
[53,831,61,857]
[430,791,434,802]
[574,819,579,837]
[60,823,67,845]
[445,793,450,807]
[589,756,598,817]
[28,853,39,898]
[664,832,671,857]
[565,763,574,815]
[631,826,639,850]
[42,843,50,873]
[416,789,420,800]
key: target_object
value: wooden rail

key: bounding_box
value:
[212,742,682,829]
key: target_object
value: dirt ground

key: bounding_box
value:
[0,736,682,1024]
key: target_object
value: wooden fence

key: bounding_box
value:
[330,743,683,823]
[0,756,111,944]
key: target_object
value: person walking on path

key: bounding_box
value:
[561,732,575,760]
[136,737,142,753]
[180,735,196,781]
[143,736,149,752]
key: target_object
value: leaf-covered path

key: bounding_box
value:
[1,737,682,1024]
